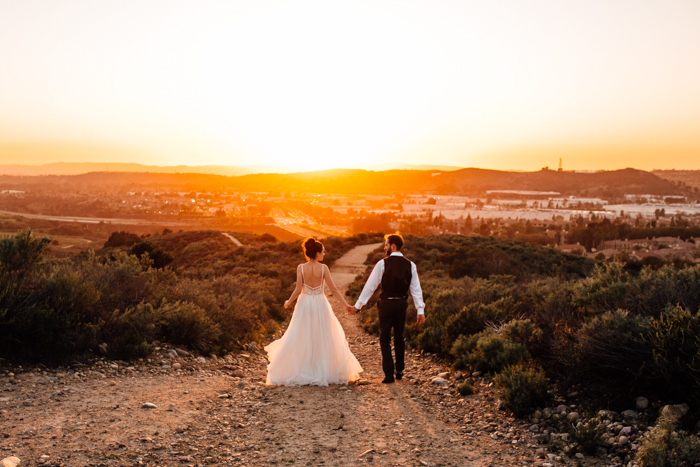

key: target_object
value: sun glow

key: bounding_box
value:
[2,1,700,170]
[145,1,441,170]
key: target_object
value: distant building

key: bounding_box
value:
[663,195,687,204]
[653,236,683,248]
[486,190,560,200]
[599,239,635,250]
[589,248,621,259]
[558,244,586,255]
[624,194,660,202]
[629,239,651,248]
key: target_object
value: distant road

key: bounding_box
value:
[221,232,243,246]
[0,209,185,226]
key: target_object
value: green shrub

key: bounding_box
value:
[104,231,140,248]
[451,329,528,373]
[359,305,380,335]
[568,421,607,455]
[0,229,51,309]
[4,303,101,363]
[0,264,101,363]
[104,303,159,360]
[160,301,220,352]
[644,305,700,408]
[636,415,700,467]
[456,383,474,396]
[559,309,651,399]
[109,329,154,360]
[442,301,504,349]
[502,318,543,349]
[3,230,377,364]
[129,241,174,269]
[495,364,548,417]
[418,325,444,354]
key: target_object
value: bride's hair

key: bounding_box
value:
[302,237,324,260]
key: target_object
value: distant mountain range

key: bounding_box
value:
[0,166,682,197]
[0,162,463,176]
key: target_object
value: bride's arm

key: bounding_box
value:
[323,264,350,308]
[284,265,303,309]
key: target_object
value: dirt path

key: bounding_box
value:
[243,243,485,467]
[0,243,559,467]
[221,233,243,247]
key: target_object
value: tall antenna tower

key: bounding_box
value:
[558,158,563,172]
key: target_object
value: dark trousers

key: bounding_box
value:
[378,298,407,378]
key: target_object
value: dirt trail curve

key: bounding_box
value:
[1,243,546,467]
[221,233,243,247]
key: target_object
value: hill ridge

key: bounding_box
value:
[0,167,680,196]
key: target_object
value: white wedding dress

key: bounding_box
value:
[265,265,363,386]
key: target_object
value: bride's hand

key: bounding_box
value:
[284,300,290,309]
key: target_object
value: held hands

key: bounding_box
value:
[416,314,425,326]
[346,304,358,315]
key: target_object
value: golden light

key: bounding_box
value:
[148,1,441,170]
[2,1,700,170]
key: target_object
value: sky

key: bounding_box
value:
[1,0,700,172]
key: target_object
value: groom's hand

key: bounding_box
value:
[416,314,425,326]
[346,304,357,315]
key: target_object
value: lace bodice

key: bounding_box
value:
[301,264,324,296]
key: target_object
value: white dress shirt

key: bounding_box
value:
[354,252,425,315]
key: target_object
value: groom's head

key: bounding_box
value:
[384,233,404,255]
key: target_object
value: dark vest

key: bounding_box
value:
[380,255,413,299]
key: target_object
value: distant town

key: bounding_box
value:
[1,167,700,263]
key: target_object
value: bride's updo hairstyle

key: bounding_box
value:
[302,237,324,260]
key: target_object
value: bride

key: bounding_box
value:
[265,237,363,386]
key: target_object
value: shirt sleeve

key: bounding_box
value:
[354,259,384,309]
[409,262,425,315]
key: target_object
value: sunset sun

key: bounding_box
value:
[183,2,440,170]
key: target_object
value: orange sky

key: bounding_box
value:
[1,0,699,172]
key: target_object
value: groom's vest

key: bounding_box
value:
[380,255,412,300]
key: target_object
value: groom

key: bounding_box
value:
[347,233,425,384]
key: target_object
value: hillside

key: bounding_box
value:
[0,167,680,196]
[654,169,700,190]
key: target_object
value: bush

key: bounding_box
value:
[559,309,651,401]
[129,241,174,269]
[3,230,380,364]
[442,302,504,351]
[0,229,51,309]
[359,305,380,335]
[109,329,154,360]
[0,232,102,363]
[644,305,700,408]
[502,318,543,349]
[104,303,159,360]
[104,231,141,248]
[568,420,607,456]
[495,364,548,417]
[636,415,700,467]
[258,233,276,243]
[456,383,474,396]
[451,329,528,373]
[160,301,220,352]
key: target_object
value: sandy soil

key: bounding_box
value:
[0,243,575,467]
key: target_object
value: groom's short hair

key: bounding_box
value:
[385,233,404,251]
